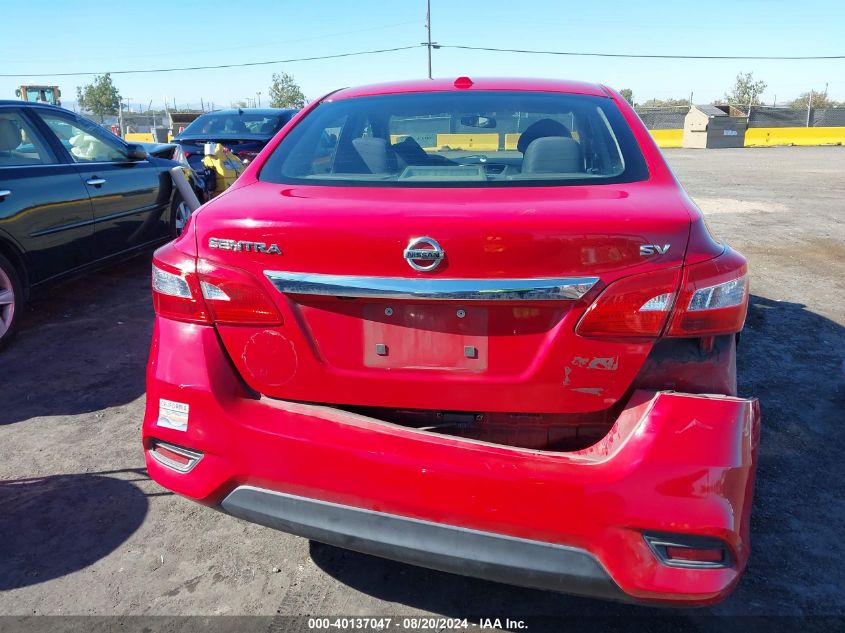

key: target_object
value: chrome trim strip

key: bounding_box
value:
[264,271,598,301]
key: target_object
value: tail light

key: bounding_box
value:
[151,243,209,324]
[576,248,748,339]
[667,248,748,336]
[151,242,282,325]
[576,268,681,338]
[197,260,282,324]
[236,150,259,164]
[172,146,191,165]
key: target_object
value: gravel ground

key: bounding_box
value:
[1,147,843,630]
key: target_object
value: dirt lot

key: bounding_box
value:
[1,147,843,630]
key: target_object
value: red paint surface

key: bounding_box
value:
[143,318,760,605]
[144,78,759,605]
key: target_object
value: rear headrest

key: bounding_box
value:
[521,137,583,174]
[0,119,21,151]
[516,118,572,154]
[352,137,395,173]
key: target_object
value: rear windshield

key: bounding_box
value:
[182,112,292,137]
[259,91,648,187]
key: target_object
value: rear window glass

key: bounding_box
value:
[259,91,648,187]
[182,112,291,137]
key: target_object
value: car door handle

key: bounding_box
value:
[85,178,107,186]
[0,190,10,199]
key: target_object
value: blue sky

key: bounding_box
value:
[3,0,843,109]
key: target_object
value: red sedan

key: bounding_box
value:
[143,77,759,605]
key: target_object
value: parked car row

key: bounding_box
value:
[0,103,298,349]
[0,101,186,348]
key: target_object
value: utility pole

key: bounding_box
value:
[118,98,124,137]
[421,0,439,79]
[807,89,813,127]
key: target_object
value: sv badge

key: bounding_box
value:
[639,244,671,256]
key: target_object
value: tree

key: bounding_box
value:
[269,72,306,109]
[76,73,120,122]
[639,97,690,108]
[619,88,634,105]
[724,72,766,107]
[789,90,835,109]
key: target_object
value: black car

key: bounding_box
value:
[171,107,298,169]
[0,101,185,349]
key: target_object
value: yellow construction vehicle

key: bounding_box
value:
[15,85,62,106]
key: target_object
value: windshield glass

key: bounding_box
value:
[181,111,291,137]
[259,91,648,187]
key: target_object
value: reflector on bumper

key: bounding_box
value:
[149,440,203,473]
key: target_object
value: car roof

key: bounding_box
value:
[329,77,609,100]
[0,100,67,111]
[200,108,298,116]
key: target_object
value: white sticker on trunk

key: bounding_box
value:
[158,398,189,431]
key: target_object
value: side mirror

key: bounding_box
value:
[125,143,149,160]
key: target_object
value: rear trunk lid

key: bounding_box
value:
[196,181,691,413]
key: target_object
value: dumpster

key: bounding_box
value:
[151,127,169,143]
[683,104,747,148]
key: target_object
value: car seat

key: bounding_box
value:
[521,137,583,174]
[0,119,22,164]
[350,137,396,173]
[516,118,572,154]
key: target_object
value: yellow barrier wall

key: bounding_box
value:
[435,133,499,151]
[649,129,683,148]
[124,132,175,143]
[651,127,845,148]
[744,127,845,146]
[124,132,155,143]
[339,128,845,151]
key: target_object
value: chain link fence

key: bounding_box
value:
[634,104,845,129]
[746,106,845,128]
[634,106,690,130]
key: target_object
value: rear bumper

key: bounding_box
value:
[221,486,627,601]
[143,317,761,606]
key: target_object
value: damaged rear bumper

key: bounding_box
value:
[221,486,627,601]
[142,318,761,605]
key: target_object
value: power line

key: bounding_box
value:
[0,45,419,78]
[5,41,842,80]
[439,44,845,60]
